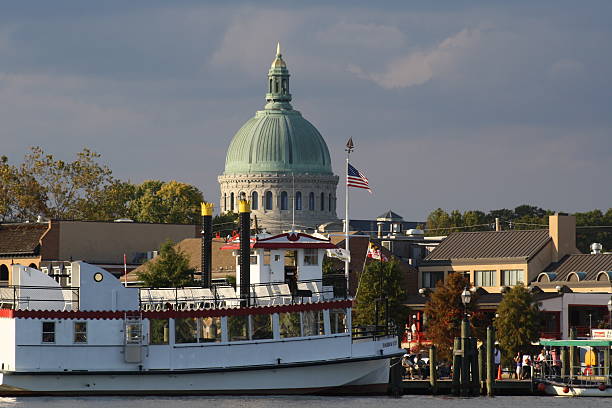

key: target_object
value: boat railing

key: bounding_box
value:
[138,278,348,312]
[0,285,79,311]
[352,324,398,341]
[533,359,611,386]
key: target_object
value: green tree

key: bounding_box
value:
[213,211,239,237]
[137,240,195,287]
[424,273,478,359]
[129,180,203,224]
[426,208,451,236]
[19,146,115,219]
[449,210,463,233]
[77,180,136,221]
[494,285,541,365]
[354,258,408,328]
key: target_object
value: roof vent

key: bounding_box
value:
[590,242,603,254]
[406,229,424,236]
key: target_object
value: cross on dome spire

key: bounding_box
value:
[266,43,292,110]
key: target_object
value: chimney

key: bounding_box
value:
[549,213,579,262]
[495,218,501,232]
[238,198,251,307]
[200,202,214,288]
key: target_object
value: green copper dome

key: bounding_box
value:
[223,45,333,175]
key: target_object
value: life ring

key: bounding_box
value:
[583,366,593,376]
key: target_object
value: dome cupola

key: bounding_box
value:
[223,44,333,175]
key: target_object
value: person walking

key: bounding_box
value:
[521,352,532,379]
[514,352,522,379]
[494,346,501,379]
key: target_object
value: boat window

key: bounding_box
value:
[263,249,271,265]
[175,318,198,344]
[73,321,87,343]
[330,309,347,334]
[279,312,301,338]
[126,323,142,344]
[199,317,222,343]
[302,311,324,336]
[150,319,169,345]
[228,315,249,341]
[284,250,297,267]
[303,249,318,266]
[42,321,55,343]
[250,314,273,340]
[250,250,258,265]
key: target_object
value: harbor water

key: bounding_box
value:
[0,396,606,408]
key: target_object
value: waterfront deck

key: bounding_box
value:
[401,379,533,395]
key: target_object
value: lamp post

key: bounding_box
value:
[461,286,472,338]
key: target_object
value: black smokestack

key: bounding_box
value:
[200,202,213,288]
[238,197,251,307]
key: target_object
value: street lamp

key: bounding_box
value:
[461,286,472,309]
[607,296,612,330]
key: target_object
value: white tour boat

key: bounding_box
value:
[0,227,402,395]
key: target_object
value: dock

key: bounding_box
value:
[400,379,533,395]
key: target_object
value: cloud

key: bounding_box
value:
[210,9,298,74]
[316,21,405,49]
[548,59,585,80]
[349,27,481,88]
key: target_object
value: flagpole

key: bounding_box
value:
[344,138,353,296]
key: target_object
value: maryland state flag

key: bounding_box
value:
[366,242,388,261]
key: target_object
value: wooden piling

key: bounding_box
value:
[478,345,485,393]
[569,328,576,378]
[604,346,610,381]
[452,337,461,396]
[561,346,569,378]
[470,338,480,396]
[429,345,438,394]
[486,326,495,397]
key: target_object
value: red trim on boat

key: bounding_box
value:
[0,300,353,320]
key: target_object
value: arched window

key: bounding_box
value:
[282,79,287,93]
[320,192,325,211]
[265,191,273,210]
[223,193,227,212]
[280,191,288,210]
[0,264,8,281]
[230,192,235,212]
[295,192,302,210]
[308,192,315,210]
[28,263,37,269]
[251,192,258,210]
[328,194,333,212]
[269,78,273,93]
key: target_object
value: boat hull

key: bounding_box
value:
[0,356,392,396]
[540,382,612,397]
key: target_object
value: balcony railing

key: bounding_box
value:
[0,285,79,311]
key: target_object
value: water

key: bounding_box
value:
[0,396,607,408]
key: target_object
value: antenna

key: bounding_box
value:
[291,172,295,232]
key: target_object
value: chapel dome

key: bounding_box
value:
[223,44,333,175]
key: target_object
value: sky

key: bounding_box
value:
[0,1,610,221]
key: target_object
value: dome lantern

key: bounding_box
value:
[265,42,292,110]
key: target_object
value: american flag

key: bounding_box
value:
[347,163,371,192]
